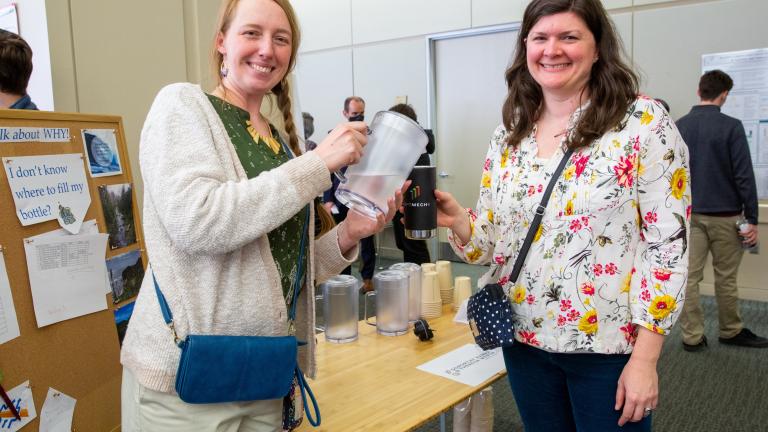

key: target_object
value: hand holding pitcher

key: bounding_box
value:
[313,121,368,173]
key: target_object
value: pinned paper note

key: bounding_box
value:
[39,388,76,432]
[0,381,36,431]
[0,250,20,345]
[3,154,91,233]
[24,233,109,327]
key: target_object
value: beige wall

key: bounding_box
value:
[45,0,189,213]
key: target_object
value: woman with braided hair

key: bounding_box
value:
[120,0,401,429]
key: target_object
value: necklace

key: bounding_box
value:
[245,120,281,154]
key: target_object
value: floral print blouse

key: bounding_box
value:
[449,96,691,354]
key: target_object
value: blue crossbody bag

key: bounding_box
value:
[153,209,320,427]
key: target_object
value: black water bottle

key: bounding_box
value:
[404,166,437,239]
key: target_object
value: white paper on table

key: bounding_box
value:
[3,154,91,233]
[416,343,505,387]
[0,380,36,431]
[453,298,469,324]
[39,388,76,432]
[23,233,109,327]
[0,250,20,345]
[29,221,110,294]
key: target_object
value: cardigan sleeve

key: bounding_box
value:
[140,84,331,255]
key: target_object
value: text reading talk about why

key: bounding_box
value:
[0,127,70,143]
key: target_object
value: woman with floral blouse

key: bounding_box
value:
[435,0,690,431]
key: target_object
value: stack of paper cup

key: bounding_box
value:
[436,260,453,305]
[421,262,436,274]
[453,276,472,311]
[420,270,442,319]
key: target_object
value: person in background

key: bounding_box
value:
[388,103,432,264]
[323,96,377,293]
[120,0,401,429]
[676,69,767,351]
[434,0,690,430]
[0,29,38,110]
[302,111,318,152]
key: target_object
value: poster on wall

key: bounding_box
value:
[702,48,768,199]
[0,4,18,34]
[81,129,122,177]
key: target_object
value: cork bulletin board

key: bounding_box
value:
[0,110,146,432]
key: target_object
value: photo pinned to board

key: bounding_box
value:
[113,300,135,346]
[81,129,122,177]
[106,249,144,304]
[98,183,136,250]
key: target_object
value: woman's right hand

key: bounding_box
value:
[434,189,471,243]
[313,122,368,172]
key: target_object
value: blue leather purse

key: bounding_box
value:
[468,147,574,351]
[153,211,320,428]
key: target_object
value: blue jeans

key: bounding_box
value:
[502,343,652,432]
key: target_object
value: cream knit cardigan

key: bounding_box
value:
[120,83,355,393]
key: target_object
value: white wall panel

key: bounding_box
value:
[352,38,428,127]
[294,48,354,143]
[352,0,471,45]
[293,0,352,53]
[634,0,768,118]
[602,0,632,9]
[610,12,633,61]
[471,0,525,27]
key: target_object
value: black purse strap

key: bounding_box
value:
[506,146,575,284]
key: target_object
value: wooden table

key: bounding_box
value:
[297,305,507,431]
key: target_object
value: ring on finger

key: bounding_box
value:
[643,407,653,418]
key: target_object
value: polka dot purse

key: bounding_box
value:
[467,283,515,350]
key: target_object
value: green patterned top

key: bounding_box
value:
[206,94,308,310]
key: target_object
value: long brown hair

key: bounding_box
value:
[211,0,303,155]
[502,0,638,149]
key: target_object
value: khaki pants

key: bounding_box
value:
[121,368,282,432]
[680,214,744,344]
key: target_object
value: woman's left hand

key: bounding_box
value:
[615,357,659,426]
[337,186,403,253]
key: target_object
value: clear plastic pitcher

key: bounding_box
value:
[335,111,429,219]
[389,262,422,322]
[315,275,359,343]
[364,270,410,336]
